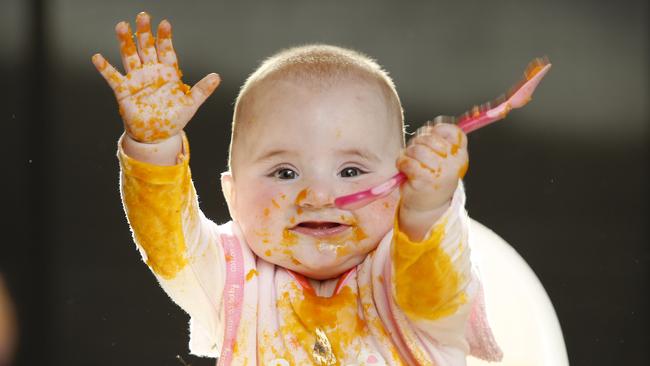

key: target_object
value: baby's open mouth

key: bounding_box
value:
[291,221,351,238]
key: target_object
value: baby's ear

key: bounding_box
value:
[220,171,237,220]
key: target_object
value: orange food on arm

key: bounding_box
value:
[391,197,469,321]
[119,132,196,279]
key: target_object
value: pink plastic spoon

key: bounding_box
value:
[334,57,552,210]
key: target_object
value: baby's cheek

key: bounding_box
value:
[241,186,287,221]
[375,191,399,217]
[357,194,399,243]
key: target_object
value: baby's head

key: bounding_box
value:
[221,45,405,279]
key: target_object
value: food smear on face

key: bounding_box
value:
[336,245,351,258]
[254,228,271,243]
[295,189,309,214]
[295,189,309,205]
[282,229,298,246]
[352,227,367,242]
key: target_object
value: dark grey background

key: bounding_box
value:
[1,0,647,364]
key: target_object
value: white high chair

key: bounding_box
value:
[466,219,570,366]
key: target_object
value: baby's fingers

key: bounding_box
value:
[92,53,125,91]
[408,133,450,158]
[190,73,221,106]
[156,20,179,67]
[135,12,157,64]
[115,21,141,73]
[397,155,438,190]
[431,123,467,155]
[405,141,444,176]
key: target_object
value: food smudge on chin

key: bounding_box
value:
[352,226,367,243]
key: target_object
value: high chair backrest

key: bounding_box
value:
[466,219,570,366]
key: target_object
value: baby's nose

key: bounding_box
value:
[297,185,335,209]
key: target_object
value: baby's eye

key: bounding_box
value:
[272,168,298,180]
[339,167,366,178]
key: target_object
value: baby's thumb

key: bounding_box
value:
[190,73,221,106]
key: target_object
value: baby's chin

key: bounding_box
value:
[292,252,365,280]
[258,244,369,280]
[287,259,363,280]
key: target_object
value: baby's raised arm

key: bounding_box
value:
[92,12,220,165]
[92,12,226,355]
[385,123,475,359]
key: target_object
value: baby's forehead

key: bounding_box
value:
[241,77,396,134]
[253,73,385,100]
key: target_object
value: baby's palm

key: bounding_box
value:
[92,12,220,143]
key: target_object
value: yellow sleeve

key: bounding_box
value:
[391,184,470,321]
[117,133,227,355]
[118,133,198,279]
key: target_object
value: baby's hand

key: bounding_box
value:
[396,122,468,240]
[92,12,220,143]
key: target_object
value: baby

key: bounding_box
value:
[93,12,501,366]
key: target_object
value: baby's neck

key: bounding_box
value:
[306,277,340,297]
[287,268,355,298]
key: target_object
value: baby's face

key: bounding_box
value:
[226,78,401,279]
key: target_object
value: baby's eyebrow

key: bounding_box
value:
[253,149,295,163]
[252,148,380,163]
[337,148,380,163]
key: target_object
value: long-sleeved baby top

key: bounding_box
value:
[118,134,502,366]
